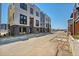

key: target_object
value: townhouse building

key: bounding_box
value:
[74,3,79,35]
[8,3,51,36]
[40,12,45,32]
[44,14,51,32]
[68,3,79,36]
[68,15,73,35]
[40,12,51,32]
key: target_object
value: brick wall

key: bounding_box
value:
[75,21,79,35]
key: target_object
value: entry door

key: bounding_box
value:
[30,18,34,33]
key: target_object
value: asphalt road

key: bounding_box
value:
[0,31,72,56]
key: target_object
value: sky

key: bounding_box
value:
[1,3,74,29]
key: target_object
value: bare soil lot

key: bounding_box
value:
[0,31,72,56]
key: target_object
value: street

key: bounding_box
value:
[0,31,72,56]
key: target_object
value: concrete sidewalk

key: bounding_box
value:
[69,35,79,56]
[72,40,79,56]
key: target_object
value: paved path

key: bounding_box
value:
[0,31,72,56]
[68,35,79,56]
[71,40,79,56]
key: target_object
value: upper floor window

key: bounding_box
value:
[30,8,33,14]
[46,24,49,27]
[36,11,39,16]
[36,20,39,26]
[20,3,27,10]
[20,14,27,24]
[50,25,51,28]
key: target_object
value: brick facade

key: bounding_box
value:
[68,3,79,36]
[75,21,79,35]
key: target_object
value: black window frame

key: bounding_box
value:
[20,14,27,24]
[19,27,21,32]
[30,8,33,14]
[36,20,39,26]
[20,3,27,11]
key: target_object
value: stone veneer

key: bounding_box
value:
[9,25,51,36]
[9,25,42,36]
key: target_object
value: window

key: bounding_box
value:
[20,3,27,10]
[36,11,39,16]
[19,27,21,32]
[30,8,33,14]
[36,20,39,26]
[20,14,27,24]
[20,14,23,18]
[37,28,39,31]
[43,19,45,22]
[40,18,42,22]
[23,27,26,32]
[19,27,26,32]
[50,25,51,27]
[46,24,49,27]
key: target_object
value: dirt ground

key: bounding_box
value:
[0,31,72,56]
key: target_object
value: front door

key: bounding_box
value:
[30,17,34,33]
